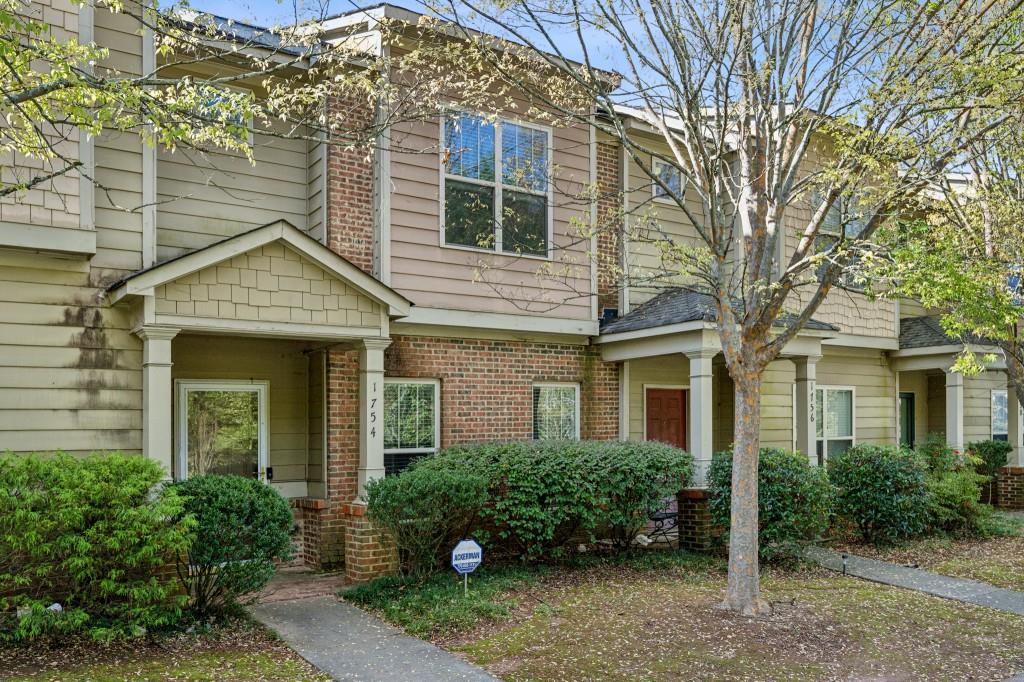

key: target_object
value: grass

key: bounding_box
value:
[346,548,1024,681]
[0,619,330,682]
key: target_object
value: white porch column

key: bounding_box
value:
[137,326,179,479]
[358,338,391,498]
[1009,385,1023,466]
[686,351,715,486]
[794,355,820,465]
[945,369,965,451]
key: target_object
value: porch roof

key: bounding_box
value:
[898,315,986,350]
[600,287,838,336]
[106,219,411,318]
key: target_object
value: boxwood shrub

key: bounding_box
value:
[172,475,293,618]
[968,439,1012,504]
[368,440,692,567]
[0,452,193,642]
[828,445,930,544]
[707,448,833,561]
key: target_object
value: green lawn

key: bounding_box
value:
[1,621,330,682]
[345,550,1024,681]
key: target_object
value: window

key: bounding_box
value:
[176,380,268,481]
[815,386,854,465]
[383,379,440,475]
[811,192,867,288]
[652,159,682,201]
[533,383,580,440]
[443,113,551,257]
[993,389,1009,441]
[195,85,254,146]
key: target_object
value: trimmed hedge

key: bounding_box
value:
[0,453,193,642]
[368,440,692,569]
[707,448,833,561]
[172,475,294,618]
[828,445,931,544]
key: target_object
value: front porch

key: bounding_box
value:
[106,220,411,579]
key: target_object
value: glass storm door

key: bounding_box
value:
[176,381,268,480]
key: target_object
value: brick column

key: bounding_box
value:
[997,467,1024,510]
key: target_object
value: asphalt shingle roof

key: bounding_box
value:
[898,315,988,350]
[599,287,838,335]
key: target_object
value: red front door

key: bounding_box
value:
[646,388,687,449]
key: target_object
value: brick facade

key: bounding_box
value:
[384,335,619,443]
[997,466,1024,510]
[325,92,376,276]
[596,141,622,319]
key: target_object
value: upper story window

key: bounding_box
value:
[194,85,254,147]
[811,192,868,287]
[992,389,1009,441]
[442,113,551,258]
[652,159,682,201]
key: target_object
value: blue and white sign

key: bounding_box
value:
[451,539,483,575]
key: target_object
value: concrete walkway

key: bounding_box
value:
[250,596,500,682]
[806,546,1024,616]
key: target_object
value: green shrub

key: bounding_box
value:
[707,448,833,561]
[916,432,965,473]
[172,475,293,618]
[968,439,1012,504]
[409,440,692,562]
[969,439,1012,477]
[927,468,991,533]
[0,452,193,642]
[828,445,931,544]
[365,466,488,578]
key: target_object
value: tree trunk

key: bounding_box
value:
[723,370,769,616]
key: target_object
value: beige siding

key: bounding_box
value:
[388,113,593,319]
[307,139,326,243]
[965,371,1006,444]
[156,124,309,262]
[171,335,311,485]
[1,0,81,230]
[759,360,797,450]
[306,350,325,498]
[152,243,382,328]
[818,347,896,446]
[626,355,690,442]
[0,254,141,455]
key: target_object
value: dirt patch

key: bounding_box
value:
[0,621,329,681]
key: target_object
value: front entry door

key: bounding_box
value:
[899,391,916,448]
[646,388,687,449]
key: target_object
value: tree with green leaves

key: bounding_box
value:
[424,0,1024,614]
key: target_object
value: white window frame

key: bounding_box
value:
[439,111,555,260]
[651,158,683,203]
[815,385,856,463]
[174,379,269,481]
[532,382,581,440]
[383,377,441,456]
[992,388,1009,440]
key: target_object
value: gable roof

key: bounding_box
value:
[106,220,411,318]
[600,287,838,336]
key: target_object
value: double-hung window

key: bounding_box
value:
[652,159,682,201]
[811,194,867,288]
[383,379,440,476]
[992,389,1009,441]
[532,383,580,440]
[442,113,551,257]
[815,386,854,465]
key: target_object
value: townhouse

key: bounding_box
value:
[1,2,1021,580]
